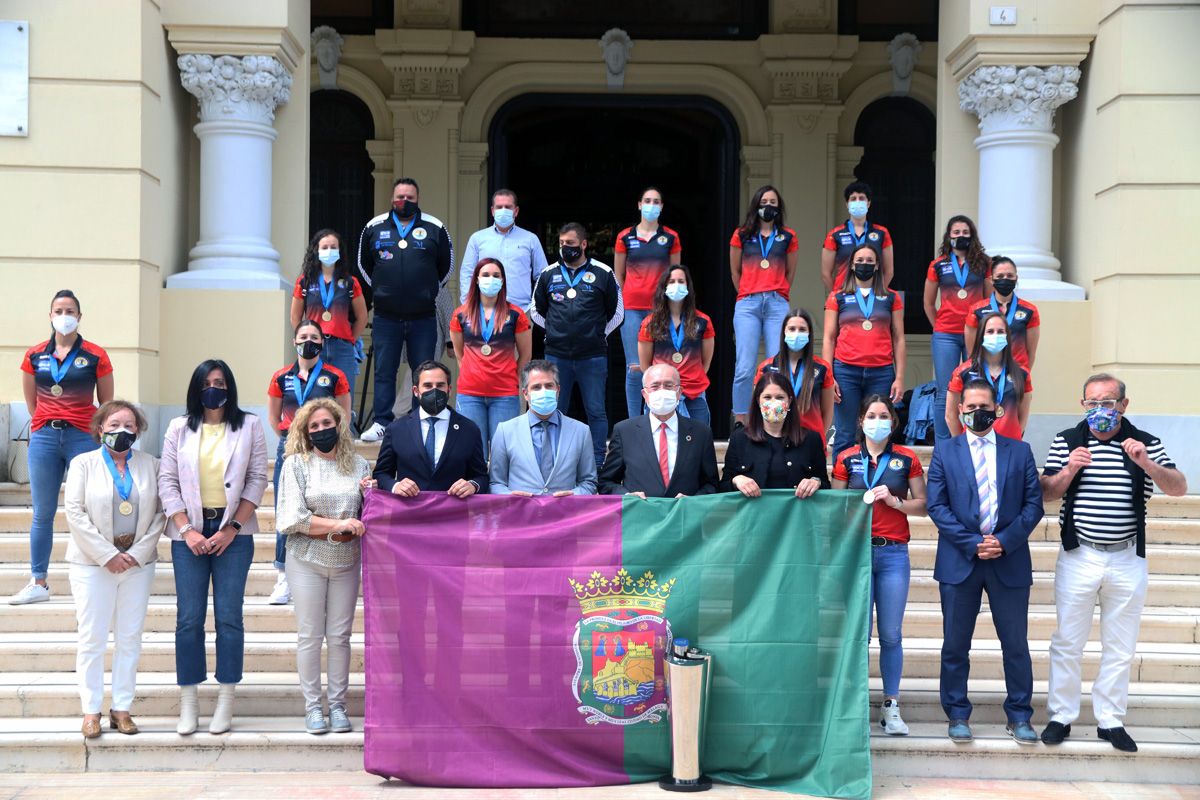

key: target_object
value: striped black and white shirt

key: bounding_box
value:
[1043,434,1175,544]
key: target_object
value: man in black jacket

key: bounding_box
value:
[530,222,623,467]
[599,364,718,497]
[357,178,453,442]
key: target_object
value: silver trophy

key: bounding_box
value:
[659,638,713,792]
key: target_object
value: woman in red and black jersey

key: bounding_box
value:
[11,290,113,605]
[637,265,715,426]
[946,311,1033,440]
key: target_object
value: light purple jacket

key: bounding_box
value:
[158,414,268,540]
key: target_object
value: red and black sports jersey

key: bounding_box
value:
[755,355,835,448]
[638,310,715,400]
[965,296,1040,369]
[823,221,893,288]
[294,274,362,342]
[615,225,682,311]
[927,256,988,333]
[450,303,530,398]
[948,361,1033,440]
[267,361,349,432]
[832,444,923,543]
[730,226,798,301]
[22,337,113,433]
[825,289,904,368]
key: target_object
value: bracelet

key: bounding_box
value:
[180,523,196,536]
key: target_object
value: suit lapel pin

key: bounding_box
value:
[685,435,692,442]
[453,424,460,430]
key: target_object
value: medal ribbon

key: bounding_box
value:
[391,212,416,242]
[985,365,1008,405]
[950,252,969,291]
[789,361,806,398]
[292,359,325,407]
[989,293,1019,327]
[558,265,586,292]
[317,275,336,311]
[845,219,869,247]
[47,338,82,386]
[101,447,133,504]
[669,318,686,354]
[480,308,496,344]
[860,448,890,492]
[853,288,876,324]
[757,229,775,263]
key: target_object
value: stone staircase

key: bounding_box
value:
[0,442,1197,783]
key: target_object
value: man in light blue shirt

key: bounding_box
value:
[458,189,549,311]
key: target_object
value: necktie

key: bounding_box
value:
[424,417,437,468]
[658,423,670,487]
[537,420,554,481]
[974,437,994,536]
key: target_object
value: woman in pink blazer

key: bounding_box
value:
[158,359,267,736]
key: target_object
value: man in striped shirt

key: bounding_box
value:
[1039,373,1187,752]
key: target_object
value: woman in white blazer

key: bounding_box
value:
[158,360,268,736]
[65,400,165,739]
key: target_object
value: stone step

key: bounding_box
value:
[2,632,1198,683]
[1,596,1196,646]
[1,716,1196,781]
[2,671,1197,728]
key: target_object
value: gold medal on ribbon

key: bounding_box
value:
[957,288,968,299]
[671,352,684,364]
[566,288,578,299]
[398,240,408,249]
[863,490,876,505]
[50,384,64,397]
[321,311,333,322]
[480,344,492,356]
[862,320,873,331]
[759,258,770,269]
[118,501,134,516]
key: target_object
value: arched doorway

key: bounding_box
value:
[853,96,936,334]
[489,94,741,436]
[309,89,375,246]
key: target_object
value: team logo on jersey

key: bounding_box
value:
[412,227,428,241]
[656,235,668,245]
[317,375,331,388]
[582,272,597,284]
[868,232,880,242]
[73,356,89,368]
[1015,311,1028,321]
[378,230,391,239]
[775,234,785,242]
[890,457,905,470]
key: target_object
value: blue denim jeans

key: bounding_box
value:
[680,394,711,427]
[173,518,255,685]
[28,425,98,579]
[547,354,608,467]
[931,332,967,442]
[732,292,789,415]
[831,360,896,456]
[322,336,359,404]
[619,309,650,419]
[372,314,437,425]
[455,394,521,461]
[272,431,288,570]
[870,543,911,697]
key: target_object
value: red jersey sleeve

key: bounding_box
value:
[822,227,838,251]
[1026,304,1041,329]
[831,450,852,483]
[701,316,716,339]
[880,227,894,248]
[816,357,835,388]
[94,347,113,378]
[891,290,905,311]
[947,363,970,394]
[669,230,682,254]
[638,316,653,343]
[965,300,986,329]
[332,368,350,396]
[267,369,284,398]
[907,453,924,479]
[349,276,363,299]
[614,227,631,253]
[449,308,463,333]
[293,276,305,298]
[785,227,799,253]
[926,262,939,282]
[729,229,743,248]
[19,345,37,374]
[754,357,771,385]
[514,308,531,333]
[823,291,838,312]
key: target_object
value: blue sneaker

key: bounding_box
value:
[948,719,973,742]
[1006,721,1039,745]
[329,705,352,733]
[305,707,328,735]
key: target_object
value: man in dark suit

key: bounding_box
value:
[927,378,1043,745]
[599,364,719,497]
[372,360,488,497]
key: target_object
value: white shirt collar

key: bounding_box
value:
[966,428,997,447]
[651,413,679,433]
[418,407,451,422]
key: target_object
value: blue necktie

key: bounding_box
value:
[424,417,437,468]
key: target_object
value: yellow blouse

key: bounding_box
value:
[199,423,228,508]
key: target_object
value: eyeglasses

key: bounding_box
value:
[646,383,679,392]
[1083,399,1121,410]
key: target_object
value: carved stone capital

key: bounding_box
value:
[958,64,1081,130]
[178,54,292,125]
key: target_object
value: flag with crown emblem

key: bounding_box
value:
[361,490,872,799]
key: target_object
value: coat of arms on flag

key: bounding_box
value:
[569,568,675,726]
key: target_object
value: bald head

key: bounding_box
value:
[642,363,680,391]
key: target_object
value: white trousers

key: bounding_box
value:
[286,556,360,711]
[1047,544,1147,728]
[68,561,156,714]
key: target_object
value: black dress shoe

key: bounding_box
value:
[1041,721,1071,745]
[1098,726,1138,752]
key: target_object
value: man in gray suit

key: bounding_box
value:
[489,359,597,496]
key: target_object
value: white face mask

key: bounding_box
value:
[664,283,688,302]
[645,389,679,416]
[51,315,79,336]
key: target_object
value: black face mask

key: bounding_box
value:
[102,429,137,453]
[200,387,228,410]
[853,263,877,282]
[951,235,972,252]
[758,204,780,222]
[417,388,449,416]
[559,245,583,265]
[296,340,322,360]
[992,278,1017,296]
[393,199,419,219]
[309,427,339,454]
[961,408,997,433]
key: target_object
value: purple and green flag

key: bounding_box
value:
[362,490,872,799]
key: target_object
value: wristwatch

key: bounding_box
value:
[228,519,243,532]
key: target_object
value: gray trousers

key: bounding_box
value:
[286,556,360,711]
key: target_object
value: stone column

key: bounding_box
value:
[168,54,293,290]
[959,65,1084,300]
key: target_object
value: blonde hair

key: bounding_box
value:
[284,398,356,473]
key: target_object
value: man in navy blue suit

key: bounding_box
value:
[372,360,488,497]
[927,378,1044,745]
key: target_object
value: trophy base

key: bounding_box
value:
[658,775,713,792]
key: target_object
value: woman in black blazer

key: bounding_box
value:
[720,371,829,497]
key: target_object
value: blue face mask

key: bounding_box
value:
[528,388,558,416]
[493,208,515,228]
[847,200,869,219]
[784,331,809,352]
[641,203,662,222]
[982,333,1008,354]
[1086,406,1120,433]
[664,283,688,302]
[862,418,892,443]
[477,276,503,297]
[318,249,340,265]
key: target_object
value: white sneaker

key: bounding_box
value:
[880,699,909,736]
[359,422,386,442]
[269,573,291,605]
[8,580,50,605]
